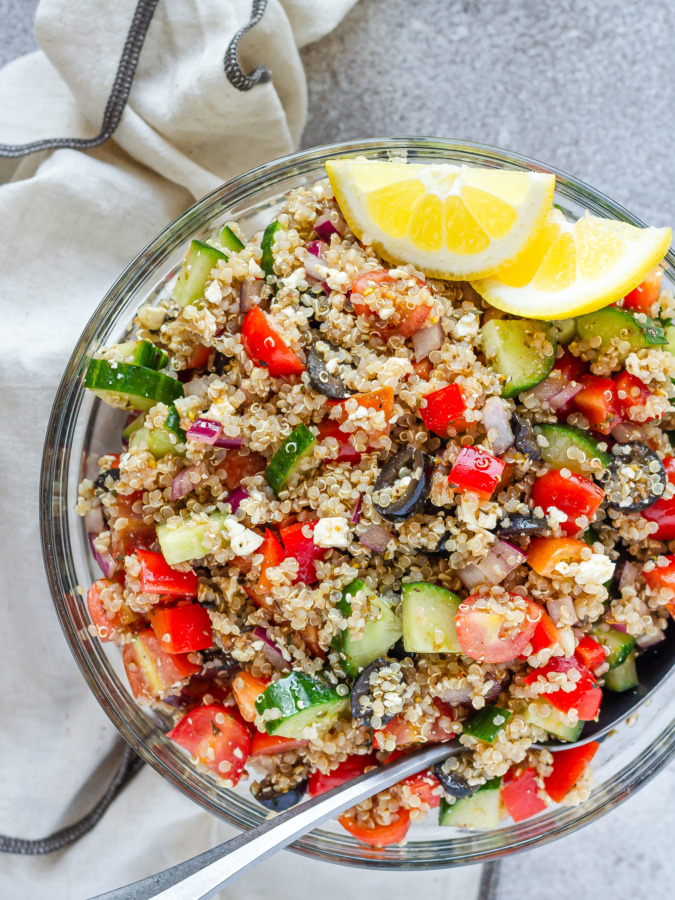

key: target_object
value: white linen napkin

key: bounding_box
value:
[0,2,487,897]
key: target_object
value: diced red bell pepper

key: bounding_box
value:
[384,753,442,809]
[308,753,378,797]
[501,767,547,823]
[544,741,599,803]
[623,268,663,315]
[531,469,605,536]
[338,809,411,847]
[249,732,310,757]
[642,456,675,540]
[331,386,395,437]
[168,704,250,785]
[136,549,199,598]
[148,603,213,654]
[317,419,364,464]
[351,269,431,338]
[185,343,212,370]
[279,520,327,584]
[575,636,606,671]
[524,657,602,720]
[231,671,271,722]
[528,607,559,654]
[86,578,138,643]
[614,370,654,422]
[255,529,287,593]
[240,306,305,377]
[527,536,588,576]
[122,628,200,703]
[419,383,468,437]
[572,375,621,434]
[449,446,505,499]
[553,351,589,383]
[643,553,675,591]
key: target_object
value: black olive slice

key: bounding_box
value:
[372,447,431,521]
[307,341,351,399]
[350,657,404,728]
[601,442,667,512]
[511,413,541,460]
[432,763,475,799]
[254,778,308,812]
[496,512,549,538]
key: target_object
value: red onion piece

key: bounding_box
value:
[187,418,222,444]
[549,382,583,410]
[528,374,570,406]
[603,616,628,633]
[214,435,244,449]
[457,540,526,589]
[314,211,346,242]
[351,493,363,524]
[358,524,393,554]
[88,533,117,578]
[482,397,514,455]
[240,279,265,313]
[84,505,104,535]
[619,560,639,591]
[611,422,651,444]
[252,627,288,670]
[226,486,249,512]
[546,595,577,626]
[412,322,444,361]
[304,245,330,285]
[171,466,199,501]
[637,628,666,649]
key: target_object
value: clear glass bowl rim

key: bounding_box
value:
[40,136,675,870]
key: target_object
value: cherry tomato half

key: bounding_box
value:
[455,592,541,663]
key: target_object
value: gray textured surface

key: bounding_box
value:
[1,0,674,896]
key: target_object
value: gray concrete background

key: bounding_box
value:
[2,0,674,897]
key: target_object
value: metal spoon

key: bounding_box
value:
[90,628,675,900]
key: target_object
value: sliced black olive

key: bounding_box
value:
[307,340,351,399]
[94,467,120,491]
[387,637,416,663]
[373,447,431,521]
[198,648,239,675]
[600,442,667,512]
[510,413,541,460]
[254,778,308,812]
[350,657,403,728]
[496,512,549,538]
[211,351,230,377]
[432,763,475,799]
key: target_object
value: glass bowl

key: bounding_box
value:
[41,137,675,869]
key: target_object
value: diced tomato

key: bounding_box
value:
[527,536,588,576]
[351,269,431,338]
[614,370,654,422]
[501,767,547,823]
[86,578,138,643]
[148,603,213,654]
[301,622,327,660]
[173,678,233,712]
[553,351,588,383]
[112,492,156,559]
[249,732,310,757]
[531,469,605,536]
[572,375,621,434]
[331,386,395,437]
[543,741,599,802]
[449,446,505,499]
[455,592,541,664]
[338,809,411,847]
[575,636,606,671]
[241,306,305,377]
[279,520,327,584]
[397,768,442,809]
[308,753,378,797]
[185,343,212,370]
[373,702,454,749]
[643,553,675,591]
[623,268,663,315]
[122,628,200,703]
[217,449,267,493]
[419,384,468,437]
[642,455,675,540]
[411,358,433,380]
[231,671,271,722]
[317,419,364,464]
[136,549,198,598]
[495,462,515,493]
[528,607,559,654]
[168,704,250,785]
[255,529,287,593]
[524,657,602,720]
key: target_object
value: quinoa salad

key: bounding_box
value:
[77,157,675,843]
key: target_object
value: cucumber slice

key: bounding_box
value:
[439,777,502,829]
[128,406,186,459]
[265,424,317,497]
[591,625,635,669]
[481,318,557,398]
[261,221,283,279]
[663,324,675,355]
[217,225,245,255]
[604,650,638,692]
[401,582,462,653]
[255,672,349,738]
[84,359,184,411]
[173,240,227,308]
[552,319,576,345]
[332,579,403,677]
[523,701,583,742]
[575,307,666,356]
[157,513,227,565]
[462,706,512,744]
[115,339,169,370]
[535,423,610,475]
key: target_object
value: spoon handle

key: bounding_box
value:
[90,741,460,900]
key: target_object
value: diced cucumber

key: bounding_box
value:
[255,672,349,738]
[261,221,283,279]
[401,582,462,653]
[463,706,512,744]
[591,625,635,669]
[84,359,184,411]
[439,777,503,829]
[552,319,576,345]
[481,318,557,398]
[265,424,317,497]
[115,339,169,370]
[173,240,227,308]
[663,324,675,355]
[157,512,227,565]
[604,650,638,692]
[128,406,186,459]
[535,423,610,476]
[523,701,583,743]
[582,526,600,547]
[217,225,245,255]
[575,307,666,357]
[332,578,403,677]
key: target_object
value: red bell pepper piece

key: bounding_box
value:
[449,446,505,498]
[575,635,606,671]
[527,536,588,576]
[317,419,363,463]
[308,753,378,797]
[643,553,675,591]
[331,386,395,437]
[528,607,559,654]
[255,529,287,593]
[249,732,310,757]
[279,520,326,584]
[240,306,305,377]
[572,375,622,434]
[501,767,547,822]
[553,351,588,383]
[122,628,200,703]
[148,603,213,654]
[136,549,198,598]
[524,657,602,721]
[614,370,654,422]
[544,741,599,802]
[231,671,271,722]
[419,383,468,437]
[623,268,663,315]
[642,456,675,540]
[531,469,605,536]
[168,705,250,785]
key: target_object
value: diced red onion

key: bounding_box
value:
[226,486,248,513]
[619,560,639,591]
[314,211,346,242]
[88,533,117,578]
[612,422,651,444]
[84,505,104,535]
[549,382,583,410]
[358,523,393,554]
[351,493,363,524]
[240,279,265,313]
[252,627,288,670]
[482,397,514,455]
[437,683,473,705]
[528,374,572,406]
[457,540,526,589]
[214,435,244,449]
[304,243,330,284]
[546,595,577,626]
[171,466,199,501]
[412,322,444,361]
[637,629,666,649]
[306,240,327,258]
[187,418,223,444]
[183,376,210,398]
[603,616,628,633]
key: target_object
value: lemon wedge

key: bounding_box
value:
[472,209,672,319]
[326,159,555,280]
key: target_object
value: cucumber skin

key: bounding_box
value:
[575,307,666,353]
[265,424,317,497]
[255,672,348,737]
[173,240,227,308]
[218,225,245,254]
[591,625,635,669]
[481,318,557,399]
[332,579,402,677]
[157,513,227,565]
[462,706,512,744]
[439,777,503,829]
[604,651,638,692]
[535,423,610,475]
[84,359,184,411]
[401,582,462,653]
[523,702,583,743]
[261,221,282,279]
